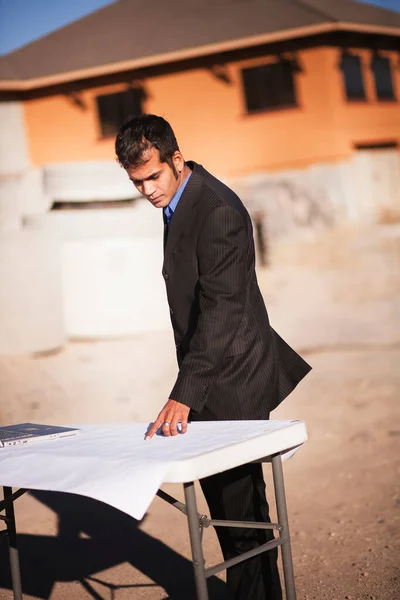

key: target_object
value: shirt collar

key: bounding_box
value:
[165,171,192,217]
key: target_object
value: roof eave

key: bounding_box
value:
[0,21,399,92]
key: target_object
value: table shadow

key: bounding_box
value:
[0,490,229,599]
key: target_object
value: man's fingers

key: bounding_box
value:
[162,420,173,437]
[179,404,190,435]
[169,418,188,436]
[145,413,166,440]
[172,404,190,436]
[160,410,176,437]
[168,419,179,436]
[170,411,190,436]
[145,422,160,440]
[146,401,190,440]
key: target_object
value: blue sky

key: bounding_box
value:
[0,0,399,56]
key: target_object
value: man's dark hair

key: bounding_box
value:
[115,114,180,170]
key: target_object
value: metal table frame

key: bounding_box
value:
[1,451,297,600]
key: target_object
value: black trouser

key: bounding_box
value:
[200,462,282,600]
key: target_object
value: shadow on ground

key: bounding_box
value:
[0,490,229,599]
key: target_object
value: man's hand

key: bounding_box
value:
[145,399,190,440]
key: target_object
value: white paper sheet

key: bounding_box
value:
[0,420,307,520]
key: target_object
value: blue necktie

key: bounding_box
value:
[165,206,173,225]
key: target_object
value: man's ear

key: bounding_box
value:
[172,152,185,174]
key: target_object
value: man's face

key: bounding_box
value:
[126,147,184,208]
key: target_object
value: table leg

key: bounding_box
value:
[3,487,23,600]
[183,482,209,600]
[271,455,297,600]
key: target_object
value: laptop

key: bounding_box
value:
[0,423,81,448]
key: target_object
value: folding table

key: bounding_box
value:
[0,420,307,600]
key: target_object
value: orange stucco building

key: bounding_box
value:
[0,0,399,217]
[21,45,400,178]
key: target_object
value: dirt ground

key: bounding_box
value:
[0,224,399,600]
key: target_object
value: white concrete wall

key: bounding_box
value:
[24,200,159,239]
[237,161,353,241]
[43,161,139,202]
[63,237,168,338]
[0,230,65,354]
[352,148,400,222]
[0,102,29,174]
[232,152,400,244]
[0,169,51,231]
[0,101,49,229]
[0,102,64,355]
[24,201,170,339]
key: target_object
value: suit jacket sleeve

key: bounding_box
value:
[169,204,249,412]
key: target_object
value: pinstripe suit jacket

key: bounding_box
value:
[163,161,311,420]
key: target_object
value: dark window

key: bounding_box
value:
[371,55,396,101]
[355,141,398,150]
[242,60,297,113]
[340,53,366,101]
[96,88,144,137]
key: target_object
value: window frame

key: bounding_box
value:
[339,51,367,103]
[241,59,298,115]
[371,54,396,102]
[96,88,144,139]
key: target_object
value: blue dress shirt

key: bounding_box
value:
[164,171,191,225]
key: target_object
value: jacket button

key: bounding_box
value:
[163,272,169,280]
[175,342,180,349]
[169,307,174,314]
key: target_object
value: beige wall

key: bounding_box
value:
[22,47,400,178]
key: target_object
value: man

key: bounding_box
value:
[115,114,311,600]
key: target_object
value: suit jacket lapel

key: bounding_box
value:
[163,165,203,266]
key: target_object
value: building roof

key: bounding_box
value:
[0,0,399,91]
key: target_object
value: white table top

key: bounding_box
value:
[0,420,307,520]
